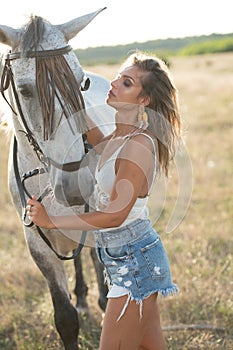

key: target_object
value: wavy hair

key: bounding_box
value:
[123,52,181,176]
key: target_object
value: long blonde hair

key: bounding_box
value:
[124,52,181,176]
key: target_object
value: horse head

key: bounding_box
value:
[0,8,109,207]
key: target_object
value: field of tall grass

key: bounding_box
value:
[0,52,232,349]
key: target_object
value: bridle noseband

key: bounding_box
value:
[0,45,91,260]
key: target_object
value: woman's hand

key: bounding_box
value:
[27,196,54,229]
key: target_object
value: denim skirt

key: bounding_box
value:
[95,219,178,319]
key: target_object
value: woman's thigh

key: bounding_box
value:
[99,293,159,350]
[138,301,166,350]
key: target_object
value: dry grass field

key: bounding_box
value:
[0,52,232,349]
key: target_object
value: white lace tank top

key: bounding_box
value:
[94,133,157,231]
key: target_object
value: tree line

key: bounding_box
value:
[75,33,233,66]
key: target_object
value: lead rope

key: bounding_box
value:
[2,48,89,260]
[13,136,88,260]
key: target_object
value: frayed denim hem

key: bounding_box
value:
[159,284,179,298]
[112,284,179,322]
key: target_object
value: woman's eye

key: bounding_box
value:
[123,79,132,87]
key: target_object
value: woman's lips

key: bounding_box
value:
[108,89,115,97]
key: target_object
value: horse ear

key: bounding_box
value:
[0,25,21,47]
[57,7,106,41]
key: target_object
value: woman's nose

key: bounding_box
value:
[111,78,118,87]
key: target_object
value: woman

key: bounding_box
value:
[27,51,181,350]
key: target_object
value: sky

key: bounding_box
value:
[0,0,232,50]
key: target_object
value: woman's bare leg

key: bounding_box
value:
[138,301,166,350]
[99,293,165,350]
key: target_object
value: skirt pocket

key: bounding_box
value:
[140,237,169,280]
[104,245,128,261]
[96,247,104,264]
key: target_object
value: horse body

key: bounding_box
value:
[0,8,114,349]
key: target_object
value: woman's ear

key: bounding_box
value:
[140,96,151,107]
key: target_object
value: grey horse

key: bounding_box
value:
[0,8,115,350]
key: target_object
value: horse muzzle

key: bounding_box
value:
[52,168,95,207]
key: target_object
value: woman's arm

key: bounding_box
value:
[85,114,105,146]
[27,134,154,230]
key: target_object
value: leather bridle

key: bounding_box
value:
[0,45,91,260]
[1,45,90,169]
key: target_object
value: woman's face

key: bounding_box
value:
[106,65,146,109]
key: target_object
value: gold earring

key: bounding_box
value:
[138,105,148,127]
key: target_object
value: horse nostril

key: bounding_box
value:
[54,184,67,203]
[53,183,86,207]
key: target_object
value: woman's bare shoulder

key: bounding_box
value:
[125,132,156,153]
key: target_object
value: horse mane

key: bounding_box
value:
[20,16,88,140]
[20,16,45,54]
[36,54,88,140]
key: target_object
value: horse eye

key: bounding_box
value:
[18,84,34,98]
